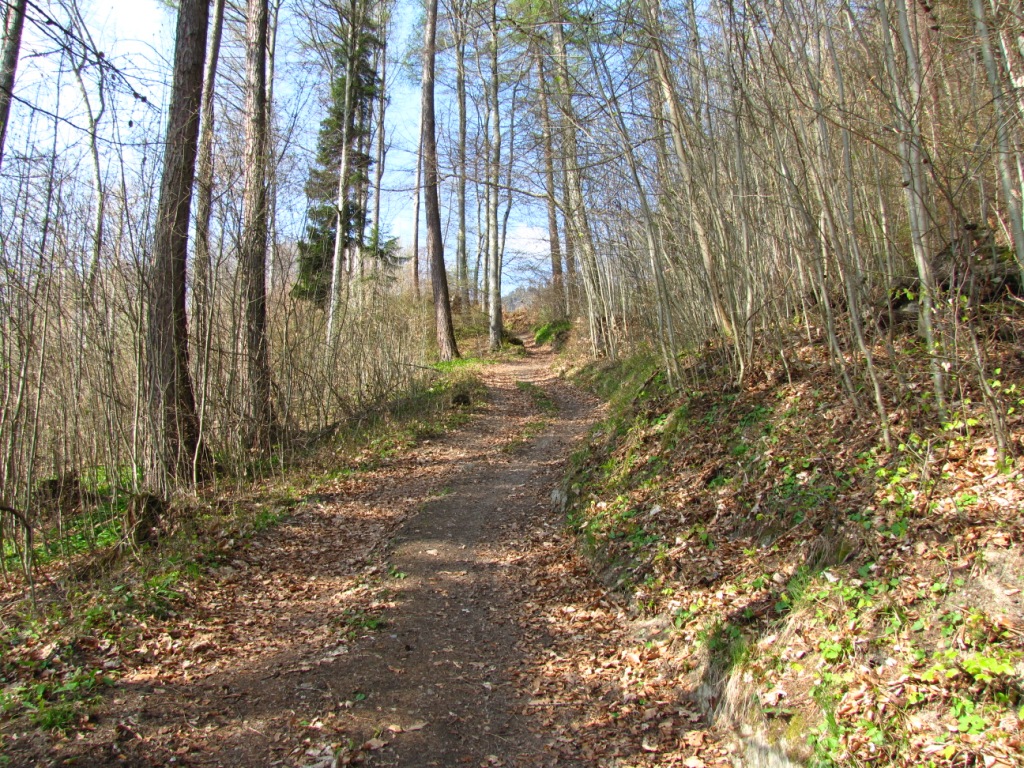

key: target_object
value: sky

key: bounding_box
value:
[12,0,551,290]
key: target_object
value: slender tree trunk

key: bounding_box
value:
[487,0,502,352]
[327,0,360,341]
[0,0,27,172]
[824,23,891,445]
[146,0,210,494]
[412,125,422,299]
[593,44,679,383]
[535,52,564,319]
[422,0,459,360]
[72,69,105,295]
[549,5,606,355]
[972,0,1024,277]
[455,3,470,311]
[239,0,276,450]
[880,0,944,408]
[193,0,226,427]
[641,0,734,342]
[265,0,281,291]
[370,18,388,281]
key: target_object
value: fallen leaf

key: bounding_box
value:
[684,731,706,748]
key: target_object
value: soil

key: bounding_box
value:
[5,342,737,767]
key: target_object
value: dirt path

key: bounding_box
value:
[315,345,604,767]
[20,345,583,766]
[18,343,740,768]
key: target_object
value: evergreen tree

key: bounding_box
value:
[293,18,384,306]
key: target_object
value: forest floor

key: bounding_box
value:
[3,340,738,767]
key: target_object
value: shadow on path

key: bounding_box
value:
[23,344,602,768]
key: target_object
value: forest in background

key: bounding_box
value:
[0,0,1022,519]
[2,0,1024,761]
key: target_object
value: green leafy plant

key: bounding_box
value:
[950,696,986,735]
[819,635,851,663]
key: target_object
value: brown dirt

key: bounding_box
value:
[7,342,735,767]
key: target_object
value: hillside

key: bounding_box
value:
[556,319,1024,766]
[1,323,1021,767]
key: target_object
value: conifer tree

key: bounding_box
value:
[294,12,383,306]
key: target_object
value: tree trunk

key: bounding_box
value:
[592,43,678,383]
[422,0,459,360]
[550,10,606,356]
[412,125,422,299]
[370,9,388,282]
[535,52,564,320]
[881,0,944,409]
[0,0,27,172]
[193,0,226,429]
[265,0,281,291]
[972,0,1024,278]
[454,1,470,311]
[327,0,360,341]
[239,0,276,451]
[487,0,503,352]
[145,0,210,494]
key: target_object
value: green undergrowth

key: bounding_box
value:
[333,363,487,470]
[534,319,572,347]
[0,361,488,739]
[563,347,1024,766]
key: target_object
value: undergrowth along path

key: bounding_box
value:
[13,342,722,767]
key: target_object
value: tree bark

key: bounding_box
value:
[327,0,360,341]
[487,0,503,352]
[193,0,226,422]
[146,0,210,494]
[0,0,28,172]
[535,52,564,320]
[455,3,470,311]
[412,125,422,299]
[239,0,276,450]
[972,0,1024,278]
[548,5,606,355]
[422,0,459,360]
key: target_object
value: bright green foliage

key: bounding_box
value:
[534,319,571,347]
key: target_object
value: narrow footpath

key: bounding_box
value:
[26,342,739,768]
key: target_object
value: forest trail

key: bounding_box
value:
[30,340,729,768]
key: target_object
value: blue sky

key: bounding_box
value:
[13,0,550,289]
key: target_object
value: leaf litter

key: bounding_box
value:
[2,343,727,767]
[6,330,1021,767]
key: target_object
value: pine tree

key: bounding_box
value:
[293,17,383,306]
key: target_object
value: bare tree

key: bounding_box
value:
[239,0,277,450]
[146,0,210,494]
[422,0,459,360]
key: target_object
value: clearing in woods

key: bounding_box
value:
[12,341,738,767]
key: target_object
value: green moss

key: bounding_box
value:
[534,319,572,346]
